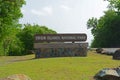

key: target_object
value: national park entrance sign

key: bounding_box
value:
[34,34,88,58]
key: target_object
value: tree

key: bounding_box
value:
[0,0,25,55]
[87,0,120,48]
[0,0,25,39]
[17,24,56,54]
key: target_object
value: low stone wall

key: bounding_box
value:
[35,47,87,58]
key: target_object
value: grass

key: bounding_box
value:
[0,51,119,80]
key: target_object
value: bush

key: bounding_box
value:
[8,38,25,56]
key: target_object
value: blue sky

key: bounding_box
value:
[20,0,109,44]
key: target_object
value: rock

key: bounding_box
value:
[0,74,31,80]
[113,49,120,60]
[94,67,120,80]
[96,48,103,53]
[101,50,113,55]
[101,50,108,54]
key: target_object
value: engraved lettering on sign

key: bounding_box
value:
[61,36,76,40]
[34,34,87,42]
[47,36,60,40]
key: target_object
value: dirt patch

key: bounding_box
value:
[0,55,34,66]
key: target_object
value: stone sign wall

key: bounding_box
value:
[34,34,88,58]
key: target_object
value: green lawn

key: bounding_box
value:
[0,51,119,80]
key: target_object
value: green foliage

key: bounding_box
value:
[0,0,25,40]
[87,17,98,36]
[106,0,120,12]
[1,28,24,56]
[88,0,120,48]
[0,0,25,55]
[17,24,57,54]
[8,37,25,56]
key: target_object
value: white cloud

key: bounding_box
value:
[43,7,53,15]
[31,9,46,16]
[31,6,53,16]
[60,5,71,11]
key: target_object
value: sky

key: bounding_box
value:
[20,0,109,45]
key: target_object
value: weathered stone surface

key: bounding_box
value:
[35,47,88,58]
[34,43,88,58]
[96,48,103,53]
[94,67,120,80]
[113,49,120,60]
[0,74,31,80]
